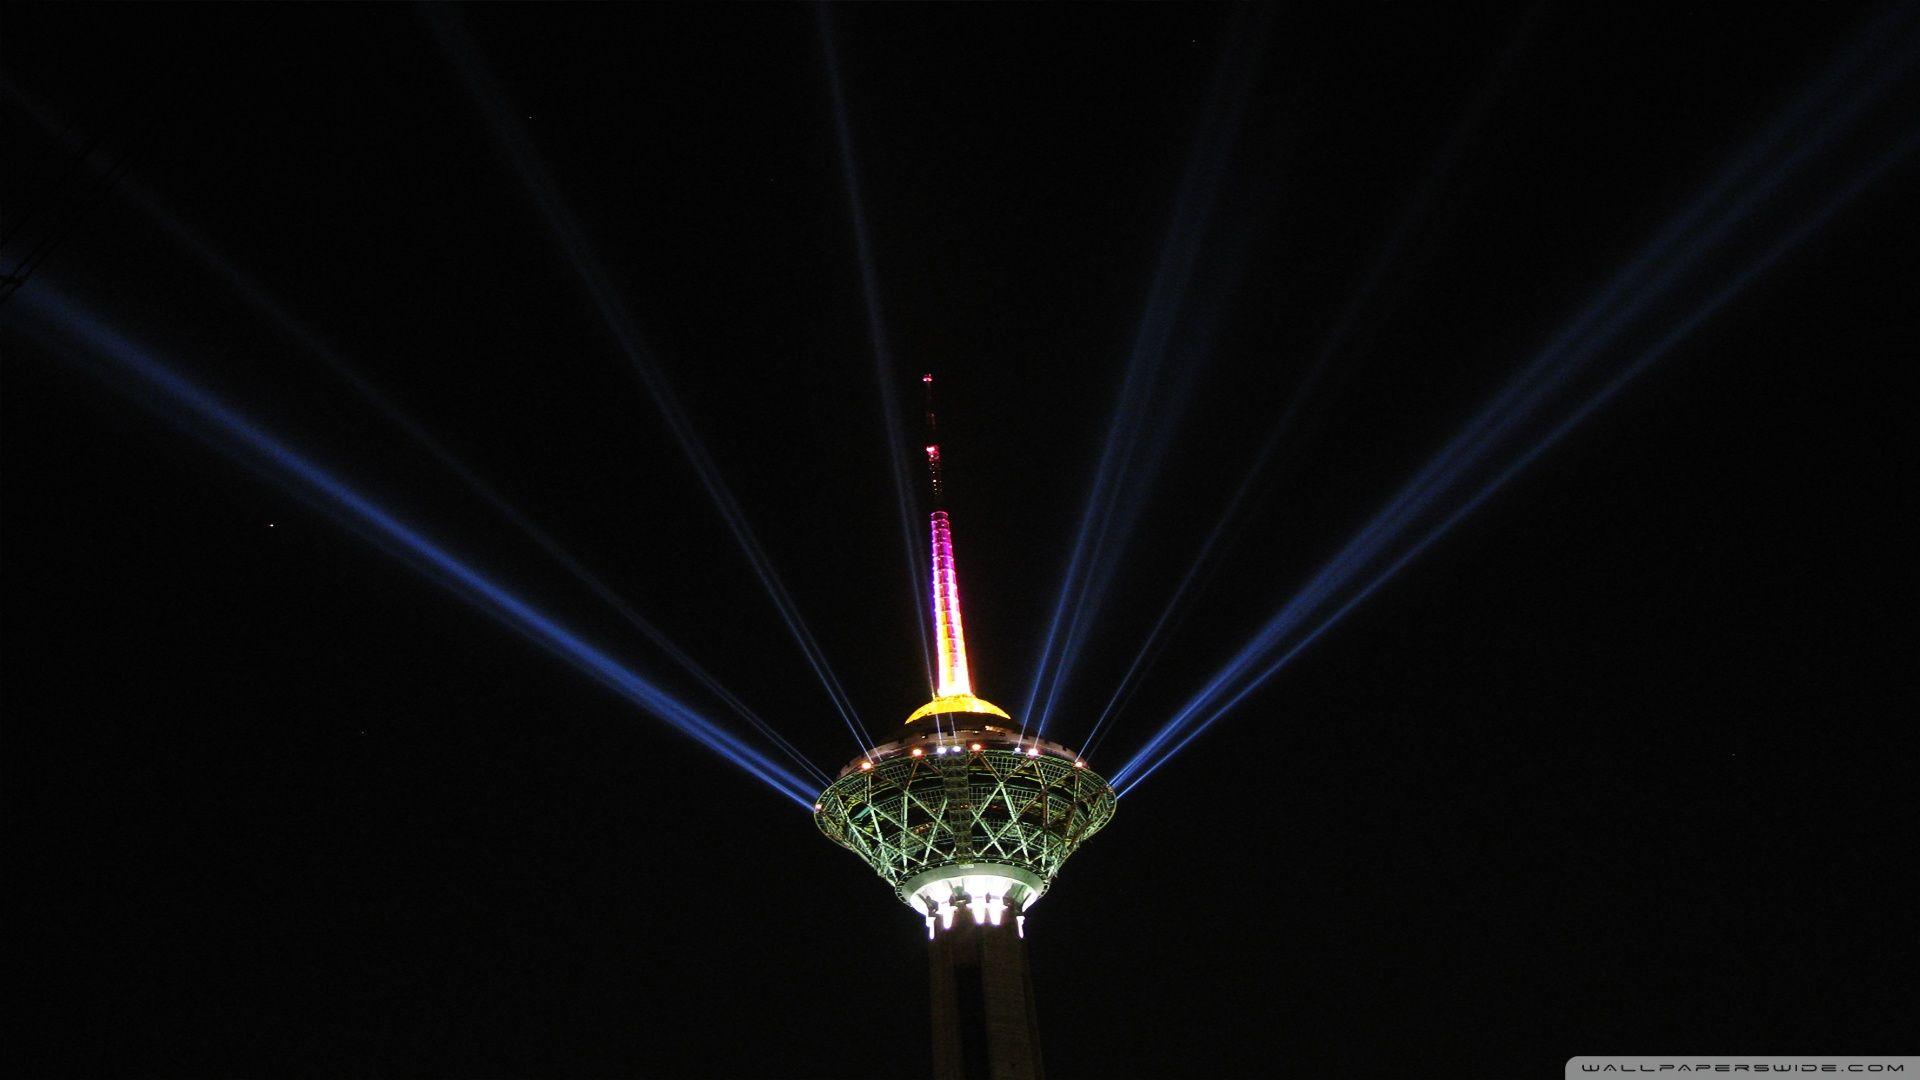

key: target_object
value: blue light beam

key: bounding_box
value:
[1024,8,1270,739]
[1114,127,1918,797]
[13,284,822,810]
[816,4,937,696]
[6,92,825,783]
[1080,19,1525,760]
[424,6,876,755]
[80,169,831,790]
[1112,6,1918,788]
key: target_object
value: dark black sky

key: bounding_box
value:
[6,3,1917,1077]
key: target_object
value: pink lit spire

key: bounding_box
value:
[924,374,972,697]
[907,375,1008,725]
[929,506,972,697]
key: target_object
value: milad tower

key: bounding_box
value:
[814,375,1116,1080]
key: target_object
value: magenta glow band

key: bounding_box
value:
[930,510,973,697]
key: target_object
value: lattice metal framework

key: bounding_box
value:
[816,748,1116,902]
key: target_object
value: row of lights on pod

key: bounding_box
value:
[850,746,1089,770]
[815,748,1092,813]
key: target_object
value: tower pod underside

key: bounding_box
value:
[814,714,1115,920]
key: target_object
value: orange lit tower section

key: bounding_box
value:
[815,375,1115,1080]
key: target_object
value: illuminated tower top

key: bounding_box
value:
[816,372,1112,922]
[816,373,1115,1079]
[909,373,1009,725]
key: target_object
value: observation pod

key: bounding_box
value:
[814,703,1115,1080]
[814,706,1116,925]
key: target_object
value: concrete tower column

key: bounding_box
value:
[927,895,1043,1080]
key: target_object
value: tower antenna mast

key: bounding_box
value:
[923,372,944,503]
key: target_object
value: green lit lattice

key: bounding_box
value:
[815,750,1116,905]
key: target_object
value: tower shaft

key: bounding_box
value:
[928,907,1044,1080]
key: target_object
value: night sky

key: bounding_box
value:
[6,4,1917,1077]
